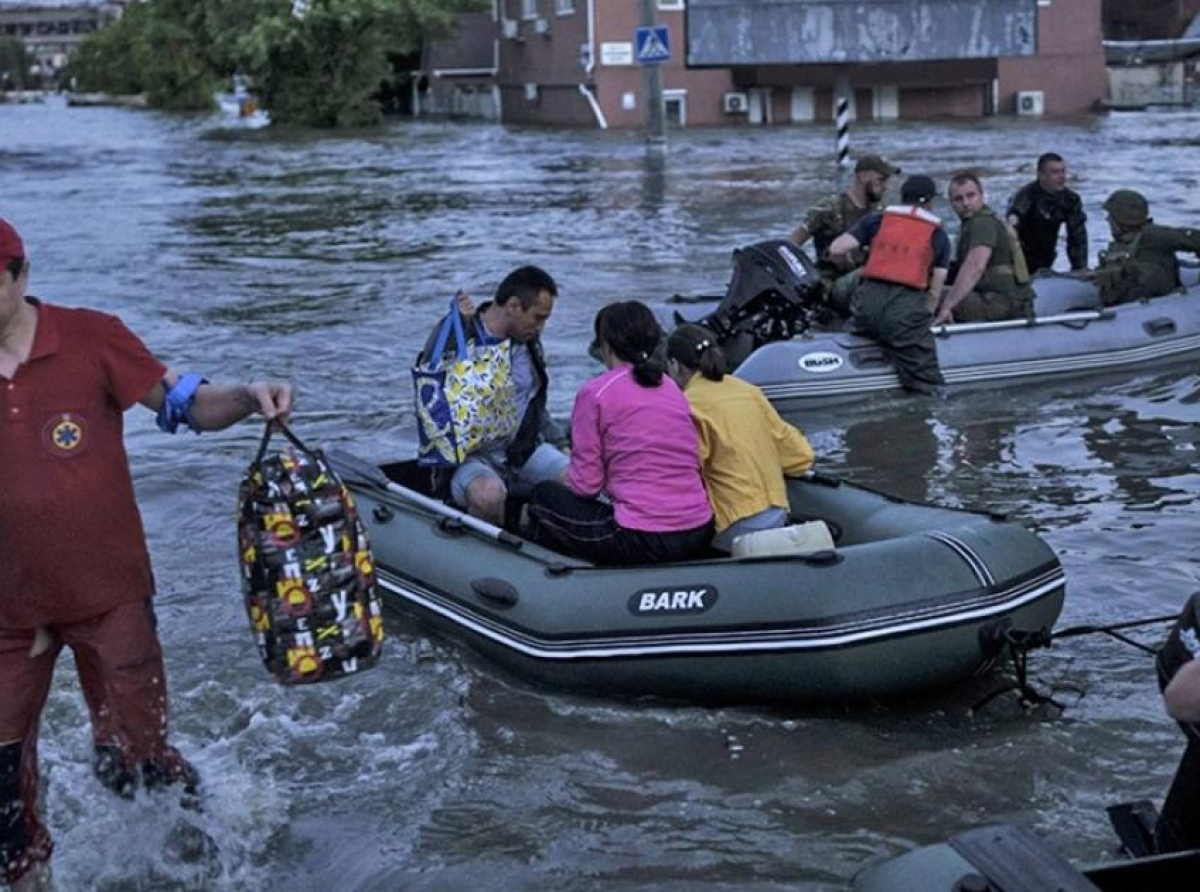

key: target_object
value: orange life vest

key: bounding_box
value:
[862,205,942,290]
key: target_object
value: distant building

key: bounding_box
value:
[0,1,127,76]
[1103,0,1200,40]
[1102,1,1200,107]
[423,0,1106,128]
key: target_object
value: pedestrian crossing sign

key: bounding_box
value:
[635,25,671,65]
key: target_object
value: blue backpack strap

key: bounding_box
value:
[429,296,469,363]
[156,373,209,434]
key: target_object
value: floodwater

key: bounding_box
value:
[4,97,1200,890]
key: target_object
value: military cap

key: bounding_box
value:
[1103,189,1149,227]
[855,155,901,177]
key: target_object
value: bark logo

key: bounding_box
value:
[629,585,718,616]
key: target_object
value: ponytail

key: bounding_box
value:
[594,301,665,388]
[667,323,726,382]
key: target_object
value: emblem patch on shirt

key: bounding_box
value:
[44,413,87,457]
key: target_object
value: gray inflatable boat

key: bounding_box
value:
[672,241,1200,414]
[331,452,1065,704]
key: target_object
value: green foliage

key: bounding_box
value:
[0,37,34,90]
[67,0,217,109]
[66,0,487,127]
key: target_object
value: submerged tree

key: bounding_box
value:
[68,0,484,127]
[0,37,35,91]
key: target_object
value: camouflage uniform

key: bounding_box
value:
[799,192,876,313]
[952,206,1035,322]
[1097,226,1200,305]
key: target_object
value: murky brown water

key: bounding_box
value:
[4,98,1200,889]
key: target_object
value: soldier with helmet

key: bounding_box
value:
[1094,189,1200,306]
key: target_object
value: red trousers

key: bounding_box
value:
[0,599,188,884]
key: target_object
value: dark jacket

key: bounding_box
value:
[418,301,552,469]
[1006,181,1088,273]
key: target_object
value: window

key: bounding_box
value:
[556,0,575,13]
[521,0,538,19]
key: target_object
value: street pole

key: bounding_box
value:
[640,0,666,150]
[835,71,851,189]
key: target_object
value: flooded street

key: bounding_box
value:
[4,99,1200,889]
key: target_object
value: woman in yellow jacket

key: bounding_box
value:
[665,323,816,552]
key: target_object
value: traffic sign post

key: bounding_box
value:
[636,5,667,149]
[635,25,671,65]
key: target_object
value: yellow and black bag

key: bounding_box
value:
[237,421,384,684]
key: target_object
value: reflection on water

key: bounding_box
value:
[3,101,1200,889]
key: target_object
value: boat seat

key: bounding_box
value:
[731,521,835,559]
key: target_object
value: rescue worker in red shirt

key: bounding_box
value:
[0,217,293,892]
[829,175,951,394]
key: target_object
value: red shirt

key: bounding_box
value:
[0,299,165,628]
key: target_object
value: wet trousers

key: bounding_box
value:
[850,279,944,393]
[0,599,192,885]
[1156,736,1200,853]
[528,481,714,566]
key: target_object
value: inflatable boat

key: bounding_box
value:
[671,241,1200,414]
[853,821,1199,891]
[330,451,1065,704]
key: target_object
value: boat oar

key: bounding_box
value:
[328,449,524,549]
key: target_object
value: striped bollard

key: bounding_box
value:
[836,91,851,189]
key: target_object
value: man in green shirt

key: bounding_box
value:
[935,172,1036,325]
[1094,189,1200,306]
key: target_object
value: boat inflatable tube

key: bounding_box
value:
[237,422,384,684]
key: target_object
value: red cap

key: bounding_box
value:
[0,218,25,265]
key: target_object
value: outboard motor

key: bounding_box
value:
[692,240,825,368]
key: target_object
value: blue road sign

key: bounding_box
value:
[635,25,671,65]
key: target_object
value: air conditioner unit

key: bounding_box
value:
[723,92,748,114]
[524,82,539,102]
[534,16,551,35]
[502,18,520,40]
[1016,90,1044,116]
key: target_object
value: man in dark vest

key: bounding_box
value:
[1093,189,1200,306]
[829,174,950,393]
[1006,152,1088,275]
[935,173,1036,325]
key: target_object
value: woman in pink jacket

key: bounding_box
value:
[527,301,713,565]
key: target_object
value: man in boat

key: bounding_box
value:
[790,155,900,315]
[417,265,567,528]
[1152,592,1200,853]
[934,173,1036,325]
[1005,152,1089,275]
[1092,189,1200,306]
[829,174,950,394]
[0,217,293,891]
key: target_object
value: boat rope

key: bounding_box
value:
[1050,613,1177,655]
[972,614,1177,714]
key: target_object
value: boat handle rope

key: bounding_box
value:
[973,614,1178,714]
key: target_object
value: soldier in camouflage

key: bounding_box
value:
[790,155,899,314]
[1092,190,1200,306]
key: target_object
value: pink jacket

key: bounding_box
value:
[567,365,713,532]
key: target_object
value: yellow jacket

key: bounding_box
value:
[683,375,815,533]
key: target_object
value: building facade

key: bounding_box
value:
[425,0,1108,128]
[0,2,126,75]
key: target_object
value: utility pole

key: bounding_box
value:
[639,0,666,150]
[835,71,852,189]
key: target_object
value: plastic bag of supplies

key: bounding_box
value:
[237,421,384,684]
